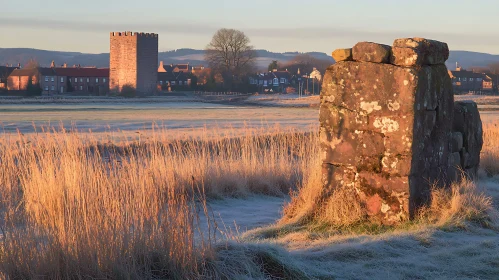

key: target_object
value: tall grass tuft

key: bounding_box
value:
[0,125,317,279]
[417,179,498,229]
[481,123,499,176]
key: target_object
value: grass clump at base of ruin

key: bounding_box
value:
[248,169,498,241]
[269,123,499,238]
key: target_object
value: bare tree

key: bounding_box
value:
[24,59,40,69]
[205,29,257,87]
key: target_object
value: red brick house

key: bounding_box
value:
[158,61,195,74]
[7,66,109,95]
[172,63,190,73]
[7,67,56,93]
[54,67,109,94]
[0,66,18,89]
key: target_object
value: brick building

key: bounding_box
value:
[0,66,18,89]
[110,31,159,94]
[7,67,56,92]
[55,67,109,94]
[6,65,109,95]
[449,67,494,94]
[172,63,190,73]
[157,72,190,91]
[249,70,292,92]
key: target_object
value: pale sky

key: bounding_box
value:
[1,0,498,54]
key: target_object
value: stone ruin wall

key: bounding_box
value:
[321,38,483,224]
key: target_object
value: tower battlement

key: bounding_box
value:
[110,31,158,38]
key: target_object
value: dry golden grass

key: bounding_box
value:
[480,123,499,176]
[0,125,318,279]
[280,151,367,228]
[418,179,498,228]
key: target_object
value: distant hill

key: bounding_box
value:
[0,47,497,71]
[447,51,499,70]
[0,48,334,70]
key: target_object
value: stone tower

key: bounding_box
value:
[110,31,158,94]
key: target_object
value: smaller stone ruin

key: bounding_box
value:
[321,38,483,224]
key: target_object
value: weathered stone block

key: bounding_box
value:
[391,47,424,67]
[320,128,385,167]
[332,48,353,62]
[450,132,464,153]
[392,37,449,66]
[319,37,484,226]
[321,164,356,189]
[461,148,471,168]
[448,152,462,183]
[381,154,412,177]
[321,61,418,114]
[320,38,459,224]
[352,42,392,63]
[453,101,483,171]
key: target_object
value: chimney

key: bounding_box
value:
[272,69,277,72]
[50,61,55,68]
[63,63,67,68]
[17,63,21,68]
[160,61,164,68]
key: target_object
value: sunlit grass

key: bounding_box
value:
[0,125,318,279]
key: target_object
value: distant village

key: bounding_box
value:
[0,31,496,96]
[0,31,326,97]
[1,61,494,97]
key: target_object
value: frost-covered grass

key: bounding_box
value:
[247,93,320,107]
[0,101,318,136]
[0,95,198,104]
[455,94,499,105]
[231,178,499,279]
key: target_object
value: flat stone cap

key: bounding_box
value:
[352,42,392,63]
[391,38,449,67]
[332,48,353,62]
